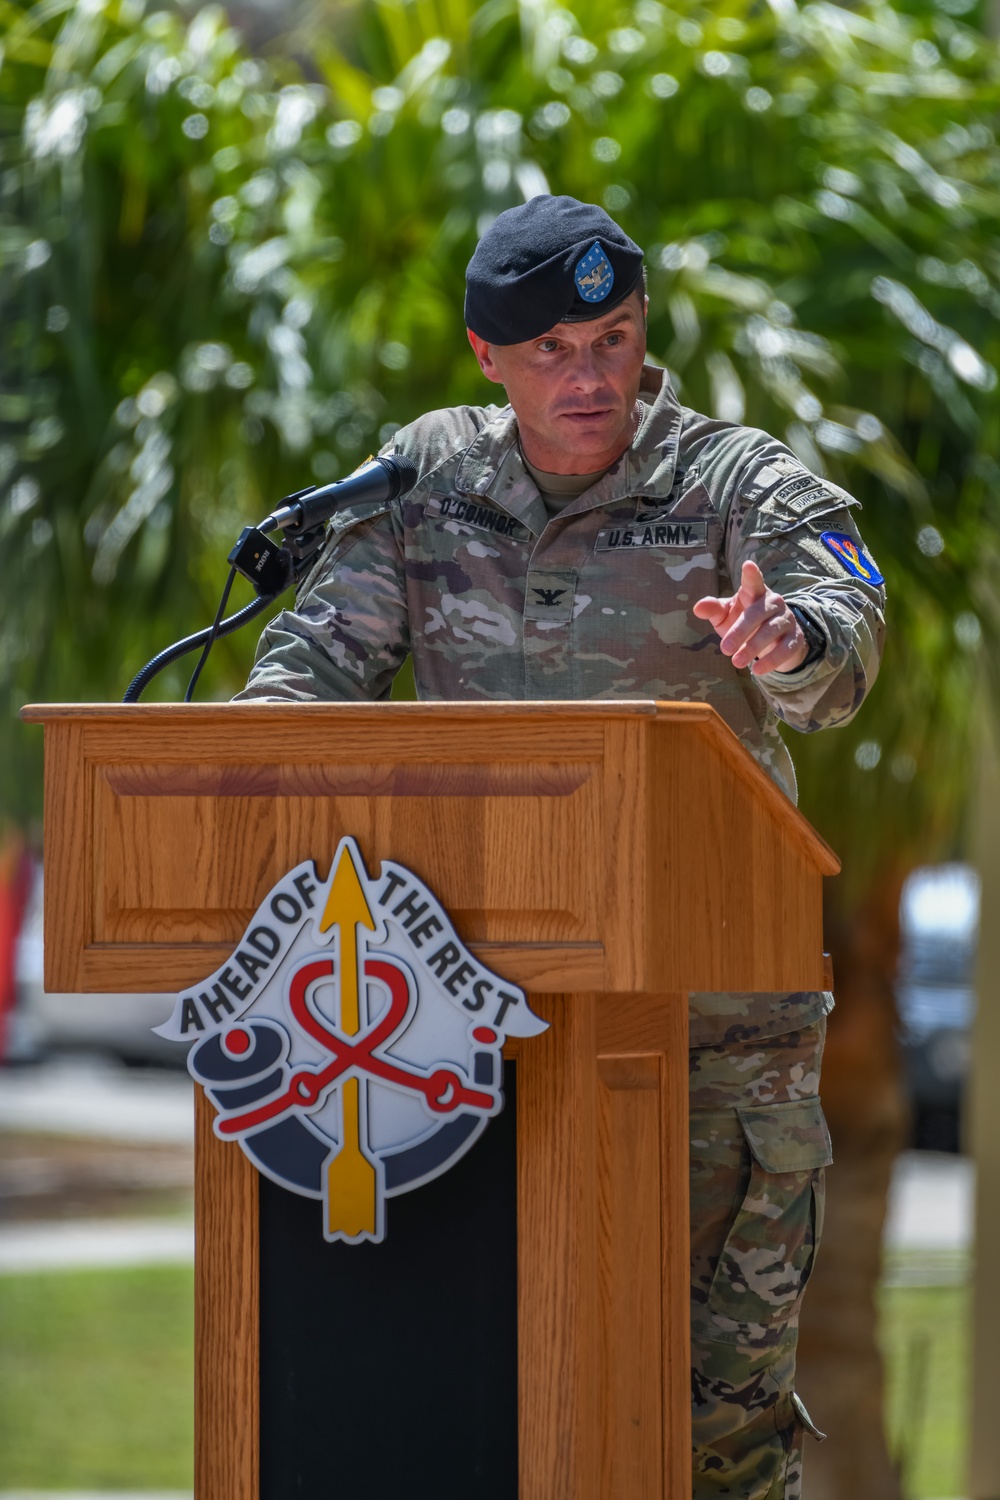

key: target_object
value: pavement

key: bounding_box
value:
[0,1215,194,1273]
[883,1146,974,1252]
[0,1058,972,1500]
[0,1054,193,1145]
[0,1055,977,1277]
[0,1056,194,1273]
[882,1146,974,1286]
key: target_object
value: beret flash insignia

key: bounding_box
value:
[574,241,615,303]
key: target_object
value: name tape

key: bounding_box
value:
[596,519,709,552]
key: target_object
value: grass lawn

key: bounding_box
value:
[0,1255,969,1495]
[879,1272,969,1500]
[0,1264,193,1489]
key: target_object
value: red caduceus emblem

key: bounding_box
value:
[217,955,494,1136]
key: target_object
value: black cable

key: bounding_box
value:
[122,591,276,703]
[184,565,237,703]
[122,503,329,705]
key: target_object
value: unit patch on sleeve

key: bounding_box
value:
[596,519,708,552]
[820,531,885,585]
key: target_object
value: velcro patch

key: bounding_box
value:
[596,519,708,552]
[773,474,830,512]
[524,568,578,623]
[821,531,884,585]
[748,455,803,493]
[429,494,530,543]
[764,454,804,477]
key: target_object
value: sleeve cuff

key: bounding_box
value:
[788,605,827,668]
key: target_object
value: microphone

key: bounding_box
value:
[260,452,419,534]
[125,452,420,704]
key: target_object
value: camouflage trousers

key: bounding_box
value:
[690,1023,831,1499]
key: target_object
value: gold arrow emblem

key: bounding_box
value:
[319,842,378,1239]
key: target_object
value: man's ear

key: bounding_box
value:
[467,328,505,385]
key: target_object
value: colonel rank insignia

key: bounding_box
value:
[156,838,548,1243]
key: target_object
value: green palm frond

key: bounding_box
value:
[3,0,1000,891]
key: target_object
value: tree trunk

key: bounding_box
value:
[795,872,910,1500]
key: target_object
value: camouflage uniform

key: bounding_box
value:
[237,363,884,1496]
[690,1024,831,1498]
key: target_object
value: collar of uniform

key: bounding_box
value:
[454,407,550,536]
[452,363,682,529]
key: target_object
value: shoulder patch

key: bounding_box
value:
[821,531,884,586]
[772,474,830,512]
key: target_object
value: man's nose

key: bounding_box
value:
[568,347,602,392]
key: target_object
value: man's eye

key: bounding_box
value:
[605,333,623,346]
[538,340,558,352]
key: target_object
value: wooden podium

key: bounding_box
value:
[24,700,837,1500]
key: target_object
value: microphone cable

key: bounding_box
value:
[183,564,237,703]
[123,511,325,703]
[123,586,276,704]
[122,452,419,704]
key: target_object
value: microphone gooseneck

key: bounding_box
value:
[123,450,421,704]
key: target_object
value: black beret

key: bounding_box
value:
[465,196,644,345]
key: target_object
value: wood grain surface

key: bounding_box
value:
[29,701,835,996]
[517,992,600,1500]
[41,722,90,1000]
[597,1053,665,1497]
[194,1089,258,1500]
[597,994,690,1500]
[72,939,607,994]
[29,700,835,1500]
[104,760,593,799]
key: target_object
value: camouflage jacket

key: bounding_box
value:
[238,365,886,1043]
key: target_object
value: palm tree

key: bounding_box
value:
[5,1,1000,1489]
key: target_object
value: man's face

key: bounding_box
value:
[467,292,648,474]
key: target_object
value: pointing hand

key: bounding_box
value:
[693,561,809,676]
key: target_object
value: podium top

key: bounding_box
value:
[23,698,836,872]
[24,698,674,721]
[24,698,837,994]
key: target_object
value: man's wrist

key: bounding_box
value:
[780,606,826,672]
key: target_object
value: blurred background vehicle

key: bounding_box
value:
[5,861,182,1067]
[896,863,978,1156]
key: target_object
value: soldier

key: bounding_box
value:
[237,195,885,1498]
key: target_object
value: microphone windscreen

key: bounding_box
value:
[385,452,419,499]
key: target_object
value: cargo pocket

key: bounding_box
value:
[706,1098,832,1345]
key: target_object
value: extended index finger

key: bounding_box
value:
[738,559,767,605]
